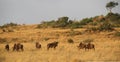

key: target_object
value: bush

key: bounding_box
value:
[55,17,69,28]
[11,38,19,41]
[37,24,42,28]
[98,22,114,31]
[0,38,7,43]
[68,21,83,28]
[67,38,74,43]
[106,13,120,24]
[86,27,98,32]
[68,29,82,36]
[44,37,50,41]
[8,29,14,32]
[89,22,98,26]
[80,18,93,25]
[114,32,120,37]
[0,22,18,28]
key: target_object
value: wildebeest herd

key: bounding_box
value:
[5,41,95,52]
[5,43,24,51]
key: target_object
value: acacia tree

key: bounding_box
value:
[106,1,118,13]
[56,16,69,27]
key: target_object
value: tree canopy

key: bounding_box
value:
[106,1,118,13]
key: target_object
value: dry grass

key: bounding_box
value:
[0,25,120,62]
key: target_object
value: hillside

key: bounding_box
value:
[0,13,120,62]
[0,24,120,62]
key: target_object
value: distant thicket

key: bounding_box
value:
[37,16,93,29]
[37,13,120,31]
[0,22,18,28]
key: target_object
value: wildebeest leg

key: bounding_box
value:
[5,45,9,51]
[21,48,24,51]
[93,46,95,51]
[77,46,80,50]
[47,47,49,50]
[21,45,24,51]
[85,48,87,51]
[54,46,56,50]
[93,47,95,50]
[16,45,19,51]
[6,48,9,51]
[13,47,15,51]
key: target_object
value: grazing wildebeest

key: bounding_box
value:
[17,43,24,51]
[47,41,59,50]
[85,43,95,50]
[5,44,9,51]
[13,43,17,51]
[13,43,24,51]
[78,42,95,50]
[77,42,86,49]
[36,42,41,49]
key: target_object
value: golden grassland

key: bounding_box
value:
[0,25,120,62]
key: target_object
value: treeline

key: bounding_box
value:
[37,16,92,28]
[0,22,18,28]
[37,13,120,29]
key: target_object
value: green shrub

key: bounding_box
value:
[0,22,18,28]
[98,22,114,31]
[80,18,93,25]
[68,29,82,36]
[0,38,7,43]
[37,24,42,28]
[90,27,98,32]
[106,13,120,24]
[114,32,120,37]
[8,29,14,32]
[67,38,74,43]
[55,17,69,28]
[89,22,98,26]
[68,21,83,28]
[44,37,50,41]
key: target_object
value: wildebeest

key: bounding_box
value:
[85,43,95,50]
[5,44,9,51]
[78,42,95,50]
[77,42,86,49]
[36,42,41,49]
[13,43,17,51]
[47,41,59,50]
[13,43,24,51]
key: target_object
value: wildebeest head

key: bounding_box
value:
[5,44,9,51]
[36,42,41,49]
